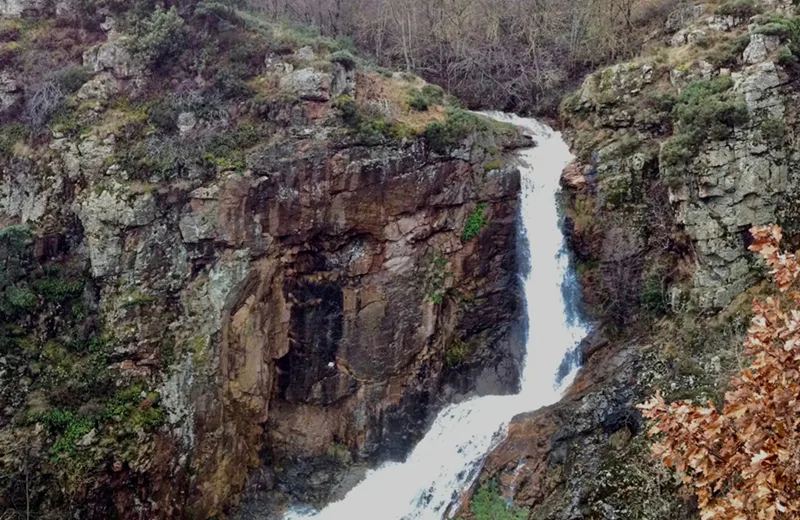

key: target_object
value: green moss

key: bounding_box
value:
[105,385,165,431]
[484,158,504,172]
[424,252,452,305]
[52,415,94,456]
[462,203,489,242]
[326,443,352,464]
[121,291,156,308]
[468,481,528,520]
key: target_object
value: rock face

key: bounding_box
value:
[559,4,799,312]
[0,11,528,517]
[666,60,789,308]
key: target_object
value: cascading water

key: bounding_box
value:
[284,113,589,520]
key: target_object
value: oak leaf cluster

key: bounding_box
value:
[639,225,800,520]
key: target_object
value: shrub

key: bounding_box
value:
[640,277,667,315]
[148,98,180,133]
[425,108,514,154]
[194,0,246,30]
[469,481,528,520]
[330,50,357,69]
[660,76,748,167]
[779,45,799,67]
[0,20,20,42]
[334,94,358,124]
[462,203,489,242]
[409,89,431,111]
[212,63,251,99]
[408,84,446,112]
[421,84,445,104]
[660,133,695,169]
[445,338,470,367]
[24,82,65,129]
[355,119,390,146]
[639,225,800,520]
[128,6,187,69]
[714,0,760,18]
[673,76,748,139]
[705,34,751,68]
[0,123,30,159]
[423,253,451,305]
[760,118,786,145]
[48,65,93,94]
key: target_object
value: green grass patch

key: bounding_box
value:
[462,203,489,242]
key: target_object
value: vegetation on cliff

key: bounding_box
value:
[0,0,527,518]
[641,225,800,520]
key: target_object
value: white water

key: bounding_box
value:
[284,114,588,520]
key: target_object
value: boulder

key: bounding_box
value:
[279,68,333,101]
[743,34,781,64]
[83,40,142,79]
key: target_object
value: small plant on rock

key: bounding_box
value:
[463,203,489,242]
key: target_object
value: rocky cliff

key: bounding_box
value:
[0,3,528,518]
[469,0,800,518]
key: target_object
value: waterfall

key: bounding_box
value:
[284,113,589,520]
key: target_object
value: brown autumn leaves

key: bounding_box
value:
[639,225,800,520]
